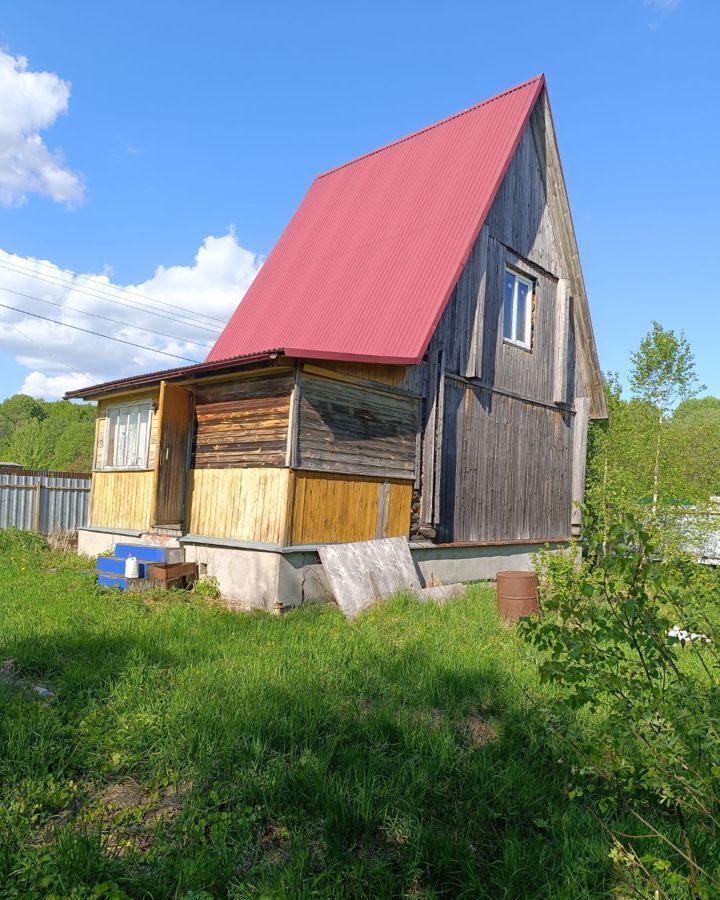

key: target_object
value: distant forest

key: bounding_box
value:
[0,394,95,472]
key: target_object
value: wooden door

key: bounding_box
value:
[152,381,193,528]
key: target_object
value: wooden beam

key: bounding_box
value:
[432,353,445,527]
[529,93,606,419]
[419,350,439,525]
[571,397,591,534]
[552,278,570,404]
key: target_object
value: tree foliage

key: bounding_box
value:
[521,520,720,898]
[586,325,719,548]
[0,394,95,471]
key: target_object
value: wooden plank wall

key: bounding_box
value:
[186,467,291,544]
[296,373,418,481]
[401,112,585,544]
[193,372,293,468]
[477,238,559,404]
[309,360,408,388]
[291,471,412,544]
[438,379,574,543]
[90,471,154,531]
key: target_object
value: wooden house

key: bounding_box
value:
[67,75,606,608]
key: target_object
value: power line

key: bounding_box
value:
[0,261,224,335]
[0,301,200,363]
[0,255,230,326]
[0,285,213,351]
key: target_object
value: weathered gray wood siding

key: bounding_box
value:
[296,374,418,481]
[409,109,583,543]
[438,379,574,542]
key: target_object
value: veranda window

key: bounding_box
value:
[503,267,534,350]
[103,402,152,469]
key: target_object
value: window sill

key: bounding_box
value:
[93,467,154,474]
[502,338,533,353]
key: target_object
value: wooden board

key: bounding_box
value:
[438,379,574,543]
[290,471,412,545]
[193,372,293,469]
[186,467,291,544]
[571,397,591,534]
[90,470,154,531]
[319,537,421,619]
[152,382,193,528]
[296,374,418,480]
[307,360,409,388]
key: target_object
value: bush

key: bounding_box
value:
[520,516,720,897]
[0,527,48,555]
[192,575,221,602]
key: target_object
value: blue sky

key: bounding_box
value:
[0,0,718,400]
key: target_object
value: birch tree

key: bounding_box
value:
[629,323,704,517]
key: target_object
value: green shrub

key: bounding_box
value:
[521,515,720,897]
[192,575,221,602]
[0,527,48,555]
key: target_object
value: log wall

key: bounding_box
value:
[193,372,293,468]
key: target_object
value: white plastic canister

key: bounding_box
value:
[124,556,139,579]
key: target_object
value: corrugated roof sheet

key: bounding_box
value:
[207,75,545,366]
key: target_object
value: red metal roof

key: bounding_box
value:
[207,75,545,366]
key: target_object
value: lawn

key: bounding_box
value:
[0,538,615,899]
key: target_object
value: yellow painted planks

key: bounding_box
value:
[90,471,154,531]
[290,471,411,544]
[186,467,291,544]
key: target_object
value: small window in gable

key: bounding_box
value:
[503,267,534,350]
[103,402,152,470]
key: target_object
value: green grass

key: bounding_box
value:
[0,541,616,899]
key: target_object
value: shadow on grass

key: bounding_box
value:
[0,599,614,899]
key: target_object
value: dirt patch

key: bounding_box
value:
[258,822,292,866]
[464,713,498,747]
[33,780,193,856]
[93,779,193,855]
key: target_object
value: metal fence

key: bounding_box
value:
[0,468,91,534]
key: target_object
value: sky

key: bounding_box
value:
[0,0,718,401]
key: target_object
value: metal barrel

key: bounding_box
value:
[495,570,539,623]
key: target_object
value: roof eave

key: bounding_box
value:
[64,350,283,401]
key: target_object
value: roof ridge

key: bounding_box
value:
[315,74,545,180]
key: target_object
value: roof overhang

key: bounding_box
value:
[64,350,283,401]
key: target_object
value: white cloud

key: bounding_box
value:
[0,231,262,399]
[20,371,95,401]
[645,0,679,9]
[0,49,84,207]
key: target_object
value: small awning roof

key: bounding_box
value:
[64,350,282,400]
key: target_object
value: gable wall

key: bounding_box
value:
[413,110,580,543]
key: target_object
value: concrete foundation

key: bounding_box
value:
[78,528,140,557]
[81,528,568,611]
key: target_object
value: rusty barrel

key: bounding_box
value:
[496,570,539,623]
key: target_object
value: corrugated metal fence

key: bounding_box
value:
[0,468,91,534]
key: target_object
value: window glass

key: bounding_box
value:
[503,271,515,340]
[515,279,529,345]
[104,403,151,469]
[503,268,533,349]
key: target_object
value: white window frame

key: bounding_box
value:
[503,267,534,351]
[102,400,153,471]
